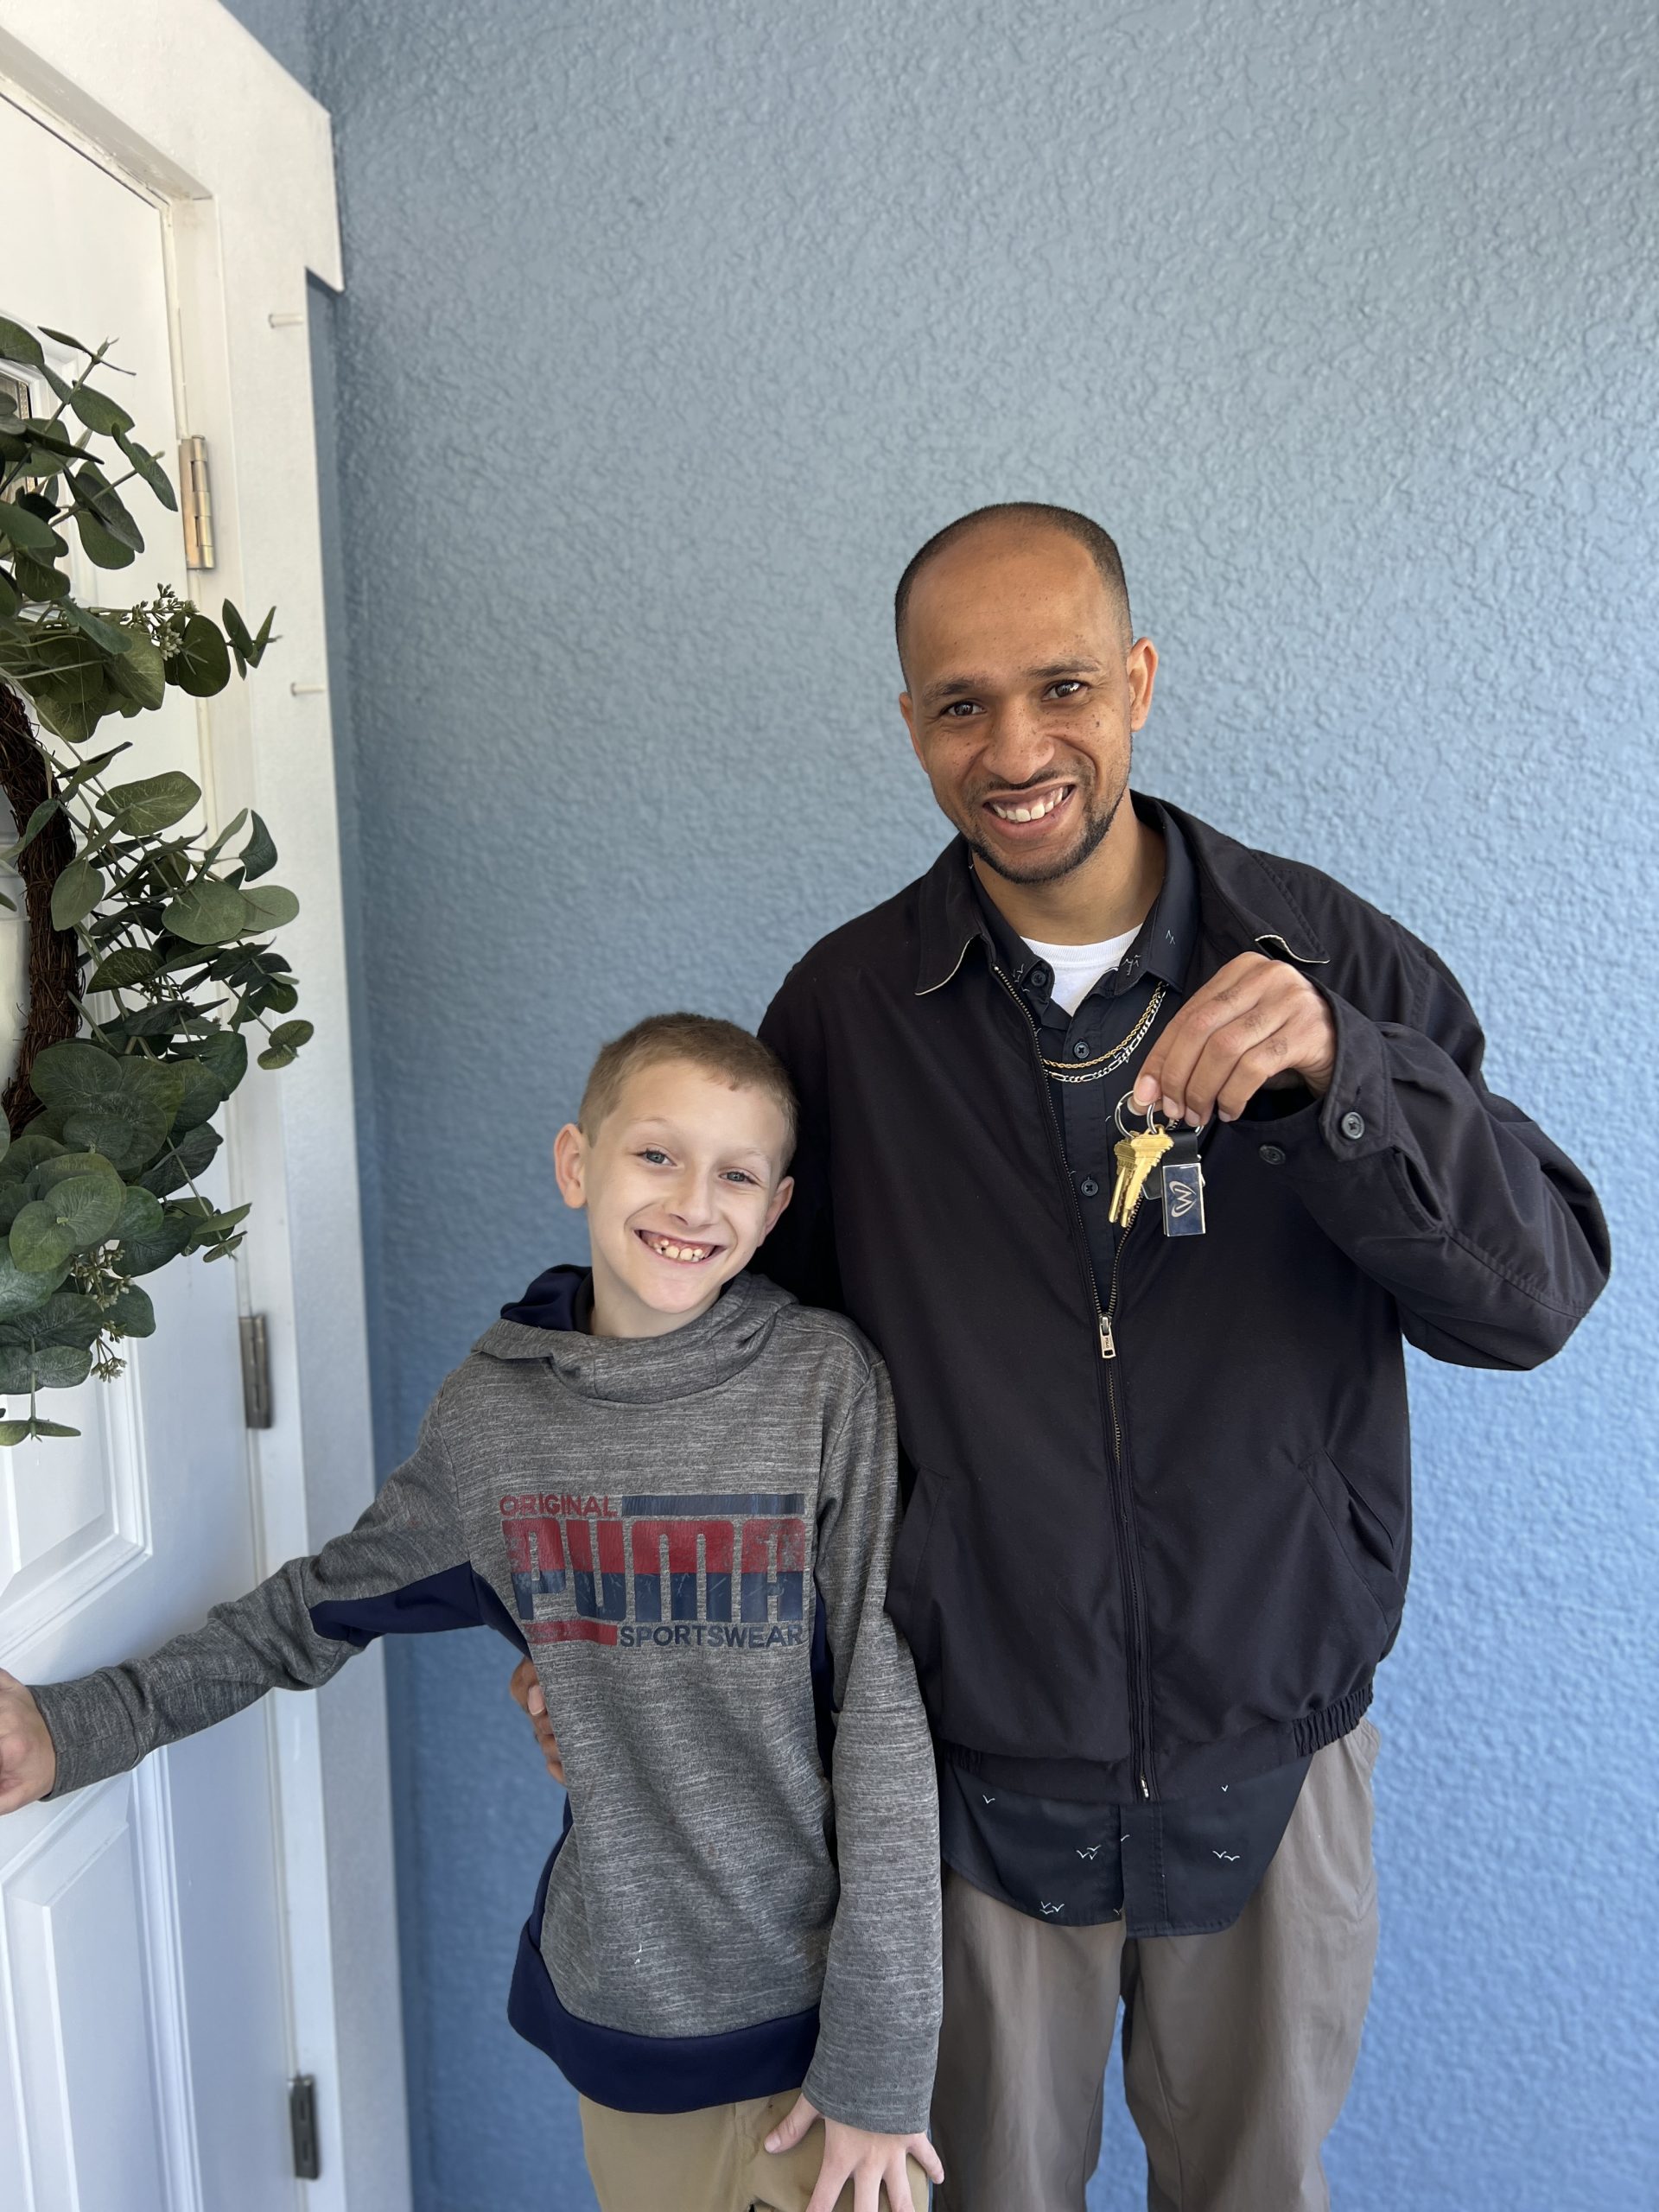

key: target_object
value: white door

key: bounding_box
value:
[0,96,302,2212]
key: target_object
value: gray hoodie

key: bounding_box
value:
[30,1273,942,2133]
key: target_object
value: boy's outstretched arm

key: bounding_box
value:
[785,1351,943,2169]
[14,1389,482,1804]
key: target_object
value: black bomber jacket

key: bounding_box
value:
[756,798,1611,1804]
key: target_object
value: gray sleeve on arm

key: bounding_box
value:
[30,1390,469,1799]
[803,1354,943,2137]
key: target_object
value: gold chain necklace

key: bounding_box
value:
[1039,982,1168,1084]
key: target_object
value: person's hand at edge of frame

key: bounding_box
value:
[0,1669,56,1813]
[509,1656,566,1783]
[766,2092,944,2212]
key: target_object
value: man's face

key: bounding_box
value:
[899,524,1156,887]
[553,1058,794,1338]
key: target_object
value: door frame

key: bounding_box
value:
[0,6,409,2207]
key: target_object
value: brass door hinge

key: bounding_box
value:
[179,434,215,569]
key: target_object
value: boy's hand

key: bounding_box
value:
[0,1669,56,1813]
[508,1657,565,1783]
[765,2092,943,2212]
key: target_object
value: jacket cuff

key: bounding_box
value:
[1271,988,1396,1165]
[30,1672,143,1799]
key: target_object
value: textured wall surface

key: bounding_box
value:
[227,3,1656,2206]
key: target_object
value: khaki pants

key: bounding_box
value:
[579,2088,931,2212]
[932,1720,1381,2212]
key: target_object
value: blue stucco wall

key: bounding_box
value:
[228,3,1656,2206]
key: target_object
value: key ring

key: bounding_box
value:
[1114,1092,1208,1140]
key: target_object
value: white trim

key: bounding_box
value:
[0,8,409,2209]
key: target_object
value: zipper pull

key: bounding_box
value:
[1139,1774,1151,1801]
[1099,1312,1116,1359]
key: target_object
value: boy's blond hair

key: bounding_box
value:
[579,1013,798,1164]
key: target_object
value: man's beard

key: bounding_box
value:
[961,770,1130,887]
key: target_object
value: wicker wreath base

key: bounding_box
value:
[0,683,83,1137]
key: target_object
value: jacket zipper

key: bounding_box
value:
[992,967,1156,1801]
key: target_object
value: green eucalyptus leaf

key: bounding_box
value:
[105,629,167,710]
[31,1040,185,1122]
[29,1153,123,1194]
[50,855,105,930]
[0,1291,104,1350]
[0,499,64,556]
[118,1209,194,1276]
[100,771,200,836]
[6,1131,64,1173]
[3,796,56,861]
[88,946,159,990]
[105,1282,156,1338]
[38,327,92,353]
[164,613,231,697]
[115,432,177,512]
[257,1019,315,1071]
[0,569,19,619]
[169,1060,226,1133]
[73,509,136,569]
[162,878,246,944]
[10,550,69,601]
[0,1341,93,1392]
[0,1247,69,1316]
[183,1030,249,1094]
[10,1170,124,1270]
[239,812,278,880]
[67,384,135,438]
[60,1103,173,1173]
[111,1183,163,1243]
[138,1120,219,1198]
[0,317,45,366]
[60,601,132,654]
[69,469,144,557]
[239,882,298,933]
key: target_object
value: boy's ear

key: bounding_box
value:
[762,1174,795,1241]
[552,1122,588,1211]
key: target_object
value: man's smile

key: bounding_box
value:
[983,779,1077,829]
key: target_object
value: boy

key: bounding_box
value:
[0,1014,944,2212]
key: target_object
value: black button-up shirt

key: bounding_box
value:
[940,798,1312,1936]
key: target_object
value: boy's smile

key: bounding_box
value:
[553,1058,794,1338]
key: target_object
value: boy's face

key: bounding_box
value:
[552,1058,794,1338]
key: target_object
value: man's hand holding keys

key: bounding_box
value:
[1133,950,1338,1126]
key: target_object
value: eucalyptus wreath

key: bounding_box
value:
[0,315,308,1444]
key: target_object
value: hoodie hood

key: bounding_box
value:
[477,1266,795,1407]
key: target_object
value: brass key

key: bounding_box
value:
[1109,1128,1173,1227]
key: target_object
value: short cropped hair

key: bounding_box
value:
[894,502,1132,667]
[579,1013,798,1164]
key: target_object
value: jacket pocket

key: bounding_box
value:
[1300,1449,1401,1624]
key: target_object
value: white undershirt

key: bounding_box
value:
[1021,925,1141,1016]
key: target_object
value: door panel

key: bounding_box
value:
[0,94,299,2212]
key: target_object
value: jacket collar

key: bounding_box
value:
[475,1267,793,1406]
[913,791,1329,997]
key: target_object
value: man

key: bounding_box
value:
[514,504,1609,2209]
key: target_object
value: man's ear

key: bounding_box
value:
[552,1122,588,1211]
[762,1174,795,1240]
[1127,636,1159,731]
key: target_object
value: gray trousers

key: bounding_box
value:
[931,1719,1381,2212]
